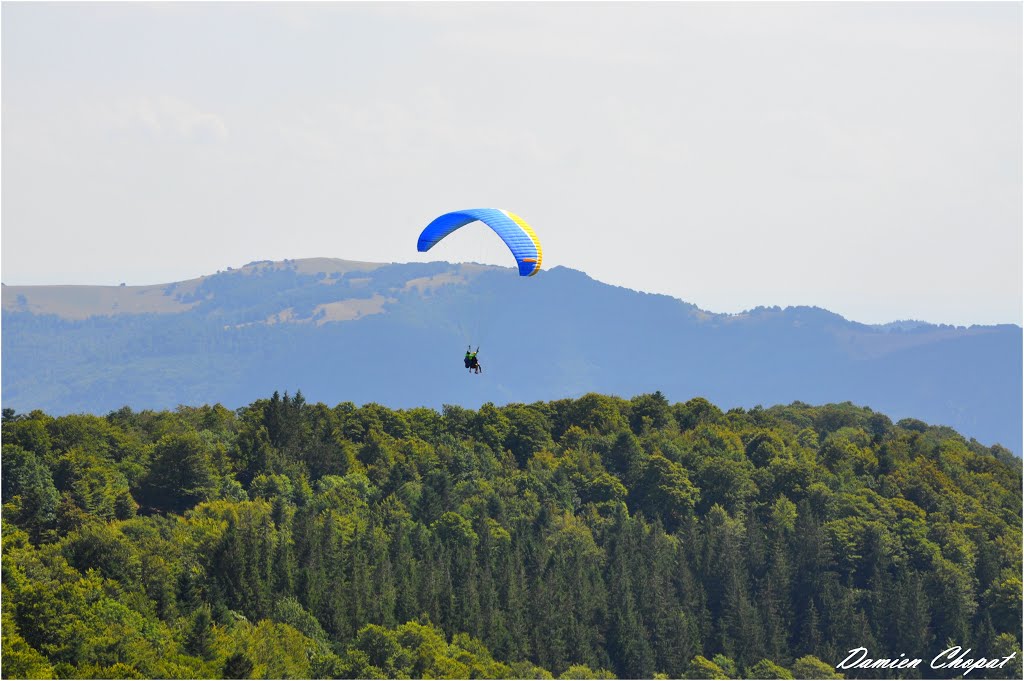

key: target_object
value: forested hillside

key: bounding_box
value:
[2,394,1021,679]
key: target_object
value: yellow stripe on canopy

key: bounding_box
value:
[504,210,543,276]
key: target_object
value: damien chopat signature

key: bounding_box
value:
[837,647,1017,676]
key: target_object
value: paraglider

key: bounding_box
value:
[418,208,541,374]
[464,346,482,374]
[417,208,542,277]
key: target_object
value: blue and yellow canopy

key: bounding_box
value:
[417,208,542,277]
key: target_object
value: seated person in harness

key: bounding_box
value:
[464,346,482,374]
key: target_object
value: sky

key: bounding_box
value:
[2,1,1021,326]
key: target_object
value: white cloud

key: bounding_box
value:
[95,95,228,145]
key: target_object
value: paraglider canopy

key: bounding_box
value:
[417,208,542,276]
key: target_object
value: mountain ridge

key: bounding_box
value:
[2,258,1020,453]
[6,257,1018,330]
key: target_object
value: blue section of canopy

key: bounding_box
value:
[417,209,541,277]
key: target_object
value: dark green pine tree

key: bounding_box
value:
[347,526,372,635]
[700,504,764,665]
[761,541,793,663]
[673,522,711,652]
[497,537,532,664]
[223,652,254,679]
[638,520,697,678]
[606,516,655,678]
[368,526,398,627]
[184,604,215,659]
[389,523,419,625]
[474,514,500,647]
[137,432,217,514]
[271,496,296,597]
[530,549,571,673]
[894,570,933,656]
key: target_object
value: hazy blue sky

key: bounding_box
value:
[3,1,1021,325]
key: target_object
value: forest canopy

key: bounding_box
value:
[2,393,1021,679]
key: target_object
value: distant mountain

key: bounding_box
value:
[3,258,1020,452]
